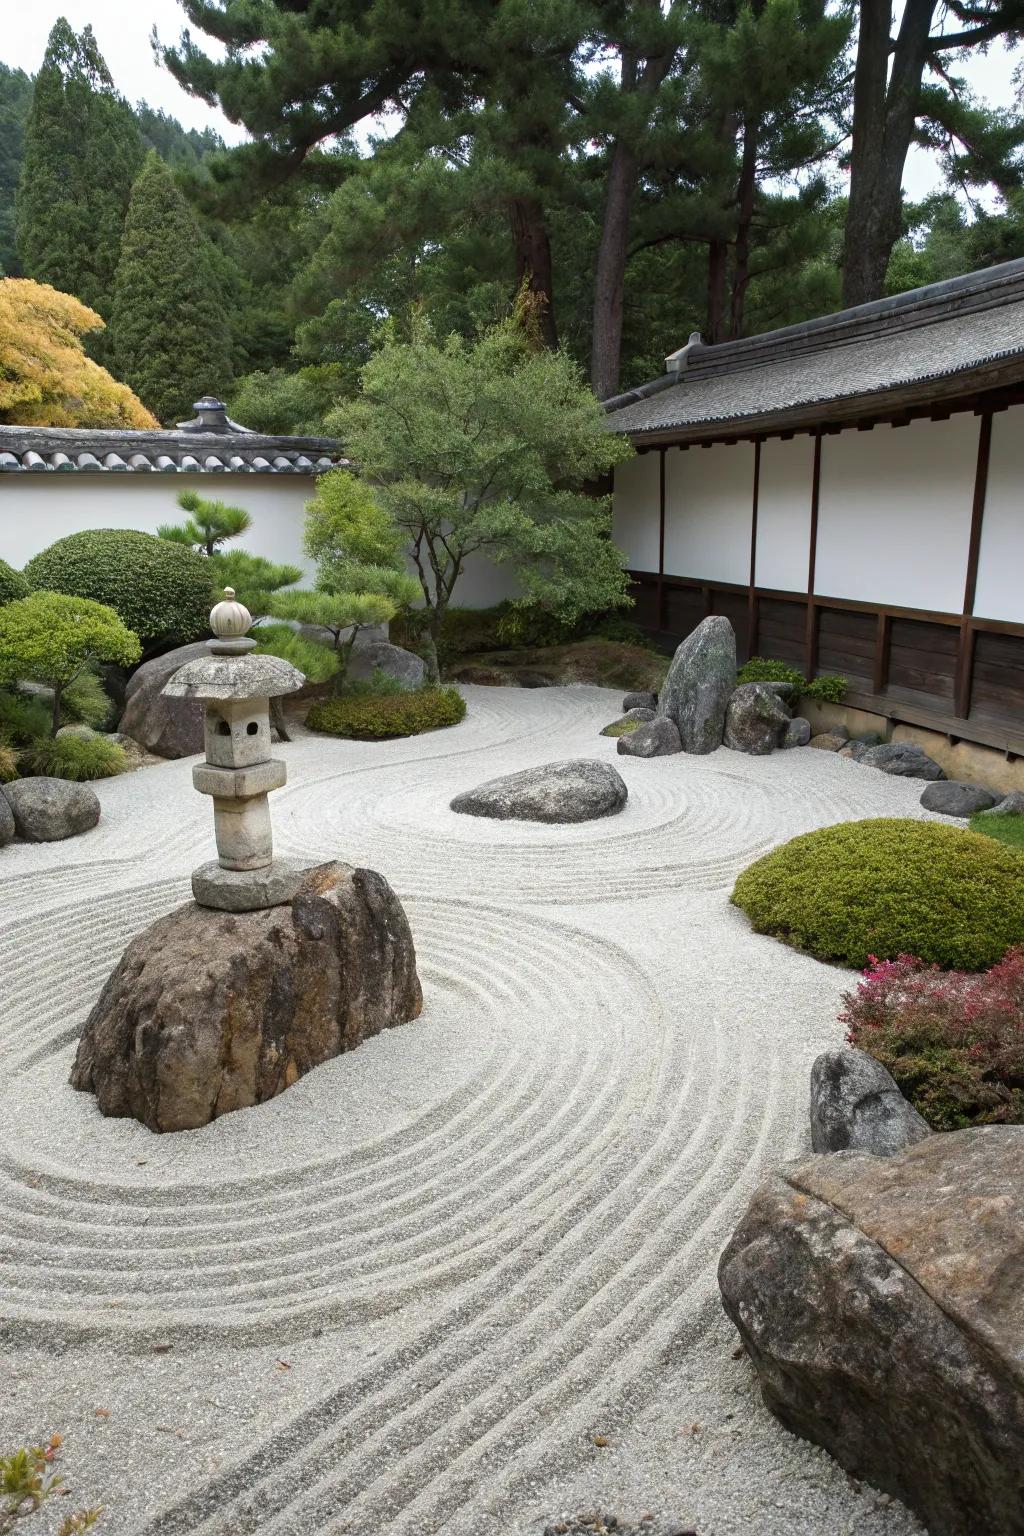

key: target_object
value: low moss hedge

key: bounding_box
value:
[731,817,1024,971]
[307,687,466,741]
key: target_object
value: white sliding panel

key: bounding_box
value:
[663,441,754,585]
[612,450,661,572]
[755,435,815,593]
[815,415,978,614]
[974,405,1024,624]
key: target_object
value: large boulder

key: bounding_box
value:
[345,637,426,692]
[2,778,100,842]
[0,791,14,848]
[450,760,627,824]
[858,741,945,780]
[70,861,423,1133]
[118,641,211,759]
[616,717,682,758]
[920,781,999,817]
[719,1128,1024,1536]
[724,682,791,756]
[810,1048,930,1156]
[657,616,736,754]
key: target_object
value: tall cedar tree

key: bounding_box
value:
[0,64,33,275]
[16,19,142,315]
[111,152,234,424]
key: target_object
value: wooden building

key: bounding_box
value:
[604,260,1024,758]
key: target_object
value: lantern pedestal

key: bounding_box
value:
[191,857,312,913]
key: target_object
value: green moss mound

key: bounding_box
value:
[25,528,212,648]
[600,714,643,737]
[970,810,1024,851]
[732,817,1024,971]
[307,687,466,741]
[0,559,29,608]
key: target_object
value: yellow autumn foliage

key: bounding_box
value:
[0,278,158,429]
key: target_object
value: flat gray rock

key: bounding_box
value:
[616,717,682,757]
[781,716,811,748]
[978,789,1024,817]
[810,1048,930,1156]
[2,777,100,842]
[920,781,998,816]
[622,690,658,712]
[657,616,736,754]
[859,741,945,780]
[719,1129,1024,1536]
[450,760,628,823]
[724,682,791,755]
[0,790,14,848]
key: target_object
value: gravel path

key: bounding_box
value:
[0,686,930,1536]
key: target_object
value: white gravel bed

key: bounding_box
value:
[0,686,931,1535]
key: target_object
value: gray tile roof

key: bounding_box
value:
[0,398,346,475]
[604,259,1024,440]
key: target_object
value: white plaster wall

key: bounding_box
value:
[974,405,1024,624]
[755,435,814,592]
[815,415,978,613]
[663,441,754,584]
[0,474,319,580]
[611,450,661,572]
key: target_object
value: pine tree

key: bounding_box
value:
[110,152,234,425]
[16,19,142,314]
[0,64,34,275]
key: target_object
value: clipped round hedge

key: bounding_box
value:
[0,558,29,607]
[25,529,212,648]
[731,818,1024,971]
[307,687,466,741]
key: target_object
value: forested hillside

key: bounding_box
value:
[3,3,1024,430]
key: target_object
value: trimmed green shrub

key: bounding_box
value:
[62,669,115,730]
[0,558,28,607]
[307,687,466,740]
[732,818,1024,970]
[970,810,1024,851]
[22,732,128,781]
[737,656,805,689]
[842,950,1024,1129]
[803,673,848,703]
[25,528,212,649]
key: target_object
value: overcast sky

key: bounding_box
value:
[1,0,1022,201]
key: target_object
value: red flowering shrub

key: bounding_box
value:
[842,948,1024,1129]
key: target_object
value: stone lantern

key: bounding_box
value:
[163,588,307,912]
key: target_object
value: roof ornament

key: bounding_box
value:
[665,332,703,375]
[176,396,256,435]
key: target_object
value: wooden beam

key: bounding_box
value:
[955,411,992,719]
[804,431,822,680]
[872,611,891,695]
[657,448,666,631]
[748,439,761,660]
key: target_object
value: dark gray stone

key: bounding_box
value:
[71,861,423,1133]
[622,691,658,712]
[853,730,885,746]
[810,1049,930,1156]
[346,638,426,691]
[980,790,1024,817]
[0,791,13,848]
[616,717,682,757]
[920,781,998,817]
[2,778,100,842]
[719,1129,1024,1536]
[657,616,736,754]
[724,682,792,755]
[119,642,211,758]
[781,716,811,748]
[859,741,945,780]
[450,760,628,823]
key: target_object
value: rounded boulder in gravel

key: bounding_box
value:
[2,777,100,842]
[859,741,944,780]
[450,759,628,823]
[920,781,998,816]
[617,717,682,757]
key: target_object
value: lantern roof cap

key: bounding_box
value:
[162,651,305,701]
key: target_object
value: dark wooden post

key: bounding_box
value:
[872,611,891,696]
[657,447,666,631]
[955,412,992,720]
[747,439,761,660]
[804,430,822,680]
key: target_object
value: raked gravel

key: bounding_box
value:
[0,685,934,1536]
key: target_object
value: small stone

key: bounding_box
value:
[724,682,791,755]
[451,760,628,824]
[808,731,848,752]
[920,781,998,817]
[617,717,682,758]
[623,691,657,712]
[810,1049,931,1156]
[858,741,945,779]
[593,1434,609,1447]
[2,777,100,842]
[980,790,1024,817]
[853,730,884,746]
[781,716,811,748]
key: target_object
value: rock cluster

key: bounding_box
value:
[451,760,628,823]
[71,861,423,1133]
[719,1128,1024,1536]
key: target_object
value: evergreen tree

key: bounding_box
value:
[110,152,234,425]
[16,19,142,314]
[0,64,34,276]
